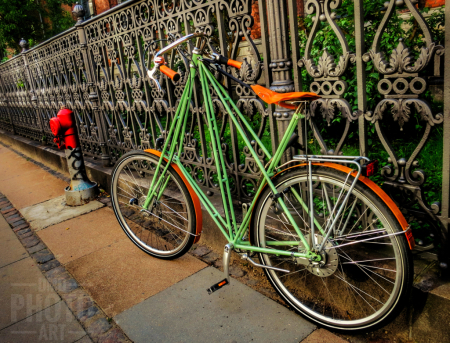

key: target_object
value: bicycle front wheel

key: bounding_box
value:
[251,166,413,331]
[111,150,196,259]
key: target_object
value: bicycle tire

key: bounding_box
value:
[111,150,196,259]
[251,165,413,332]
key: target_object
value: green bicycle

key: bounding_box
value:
[111,33,414,332]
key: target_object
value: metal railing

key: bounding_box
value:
[0,0,448,261]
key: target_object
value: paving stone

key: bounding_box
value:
[27,242,46,254]
[38,259,61,272]
[0,301,86,342]
[213,262,245,278]
[46,266,79,293]
[244,278,259,286]
[76,335,94,343]
[97,328,128,343]
[4,210,18,218]
[0,214,28,268]
[230,265,245,278]
[16,228,31,235]
[17,230,33,239]
[66,292,94,314]
[1,207,16,215]
[62,288,90,304]
[98,197,111,205]
[0,257,60,329]
[21,196,104,231]
[191,245,211,257]
[300,329,347,343]
[11,219,26,227]
[13,223,29,232]
[114,267,315,343]
[0,205,13,213]
[77,306,100,323]
[121,208,135,217]
[7,216,23,224]
[32,248,55,264]
[202,251,220,264]
[37,207,126,265]
[20,234,40,248]
[86,318,112,341]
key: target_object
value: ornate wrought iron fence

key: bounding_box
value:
[0,0,448,263]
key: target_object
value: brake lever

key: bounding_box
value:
[147,66,162,91]
[147,56,163,91]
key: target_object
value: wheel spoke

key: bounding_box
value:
[111,154,194,257]
[256,169,408,328]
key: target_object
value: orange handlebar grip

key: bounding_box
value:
[227,59,243,69]
[160,65,181,82]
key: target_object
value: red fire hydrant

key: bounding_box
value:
[50,107,98,206]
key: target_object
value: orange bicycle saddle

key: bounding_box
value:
[251,85,320,109]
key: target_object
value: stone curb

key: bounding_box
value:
[0,192,130,343]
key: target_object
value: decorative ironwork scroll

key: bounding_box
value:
[363,0,445,250]
[298,0,359,155]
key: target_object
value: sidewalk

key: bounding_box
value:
[0,144,347,343]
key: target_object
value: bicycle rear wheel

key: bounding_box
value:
[111,150,196,259]
[251,166,413,331]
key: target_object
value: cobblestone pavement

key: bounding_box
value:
[0,144,347,343]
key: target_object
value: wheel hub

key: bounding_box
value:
[298,234,338,277]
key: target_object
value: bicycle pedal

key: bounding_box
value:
[206,278,229,295]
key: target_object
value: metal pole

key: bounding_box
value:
[440,3,450,238]
[354,0,368,157]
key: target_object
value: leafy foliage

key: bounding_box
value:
[298,0,445,205]
[0,0,76,55]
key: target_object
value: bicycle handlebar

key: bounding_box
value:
[155,32,206,59]
[147,33,206,91]
[147,32,242,90]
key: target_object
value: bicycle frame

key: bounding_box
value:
[141,51,364,260]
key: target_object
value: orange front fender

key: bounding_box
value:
[145,149,203,243]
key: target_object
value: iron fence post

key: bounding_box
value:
[74,6,110,167]
[258,0,277,154]
[354,0,368,157]
[441,3,450,239]
[288,0,307,154]
[267,0,295,161]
